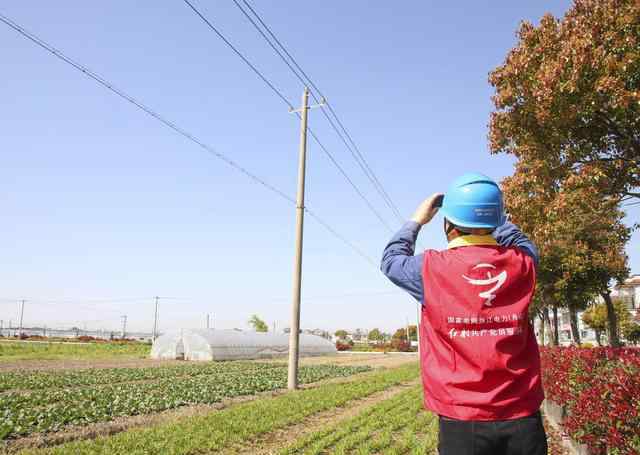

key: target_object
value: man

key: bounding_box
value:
[381,173,547,454]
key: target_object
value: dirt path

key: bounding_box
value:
[0,358,180,372]
[223,379,421,455]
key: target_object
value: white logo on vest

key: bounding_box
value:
[462,263,507,307]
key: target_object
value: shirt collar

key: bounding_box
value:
[447,235,498,249]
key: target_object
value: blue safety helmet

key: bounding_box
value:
[440,173,505,229]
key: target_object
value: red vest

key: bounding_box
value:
[420,236,544,421]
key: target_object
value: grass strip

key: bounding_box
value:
[19,363,419,454]
[279,385,437,455]
[0,341,149,363]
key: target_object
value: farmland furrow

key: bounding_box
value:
[275,384,438,455]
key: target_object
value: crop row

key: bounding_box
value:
[0,363,370,439]
[280,385,437,455]
[19,363,420,454]
[0,360,273,393]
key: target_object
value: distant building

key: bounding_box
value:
[612,274,640,320]
[535,273,640,345]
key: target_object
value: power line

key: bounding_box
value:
[181,0,393,232]
[232,0,405,224]
[0,12,376,267]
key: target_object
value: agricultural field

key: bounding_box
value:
[0,361,370,443]
[0,340,150,363]
[0,355,566,454]
[15,363,421,454]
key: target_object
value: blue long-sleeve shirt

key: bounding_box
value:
[380,221,539,303]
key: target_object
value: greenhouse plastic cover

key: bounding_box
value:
[150,329,336,361]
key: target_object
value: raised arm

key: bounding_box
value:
[380,193,443,303]
[492,221,539,265]
[380,222,424,302]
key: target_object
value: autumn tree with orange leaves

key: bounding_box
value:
[490,0,637,346]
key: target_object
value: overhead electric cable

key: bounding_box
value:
[0,12,376,266]
[232,0,405,223]
[182,0,393,232]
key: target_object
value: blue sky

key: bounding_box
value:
[1,1,637,335]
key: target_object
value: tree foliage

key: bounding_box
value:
[248,314,268,332]
[582,297,633,345]
[489,0,640,202]
[368,328,382,341]
[490,0,637,346]
[334,330,348,339]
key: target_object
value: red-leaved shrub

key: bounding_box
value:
[335,341,352,351]
[540,347,640,454]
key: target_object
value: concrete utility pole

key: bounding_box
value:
[121,315,127,339]
[287,87,323,390]
[152,296,159,340]
[0,320,3,337]
[206,313,210,329]
[406,318,410,344]
[416,303,421,355]
[18,300,25,336]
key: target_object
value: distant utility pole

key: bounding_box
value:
[152,296,159,340]
[0,320,3,337]
[406,318,410,344]
[416,303,421,355]
[121,315,127,339]
[206,313,210,329]
[18,299,25,335]
[287,87,324,390]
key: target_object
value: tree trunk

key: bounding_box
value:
[552,305,560,346]
[602,292,621,347]
[543,307,552,346]
[595,329,602,346]
[569,305,581,345]
[539,311,546,346]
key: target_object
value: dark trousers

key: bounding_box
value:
[437,411,548,455]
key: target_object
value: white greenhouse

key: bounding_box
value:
[150,329,336,361]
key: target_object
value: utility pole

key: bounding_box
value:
[416,303,421,355]
[206,313,210,329]
[0,320,3,337]
[406,318,410,345]
[121,315,127,339]
[152,296,159,340]
[18,299,25,336]
[287,87,323,390]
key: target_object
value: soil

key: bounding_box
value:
[0,358,183,372]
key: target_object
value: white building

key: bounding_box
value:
[612,274,640,319]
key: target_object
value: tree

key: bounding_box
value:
[392,328,407,341]
[248,314,268,332]
[623,321,640,344]
[582,297,633,345]
[368,328,382,342]
[334,329,348,340]
[501,161,631,346]
[489,0,640,204]
[407,325,418,342]
[582,302,608,345]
